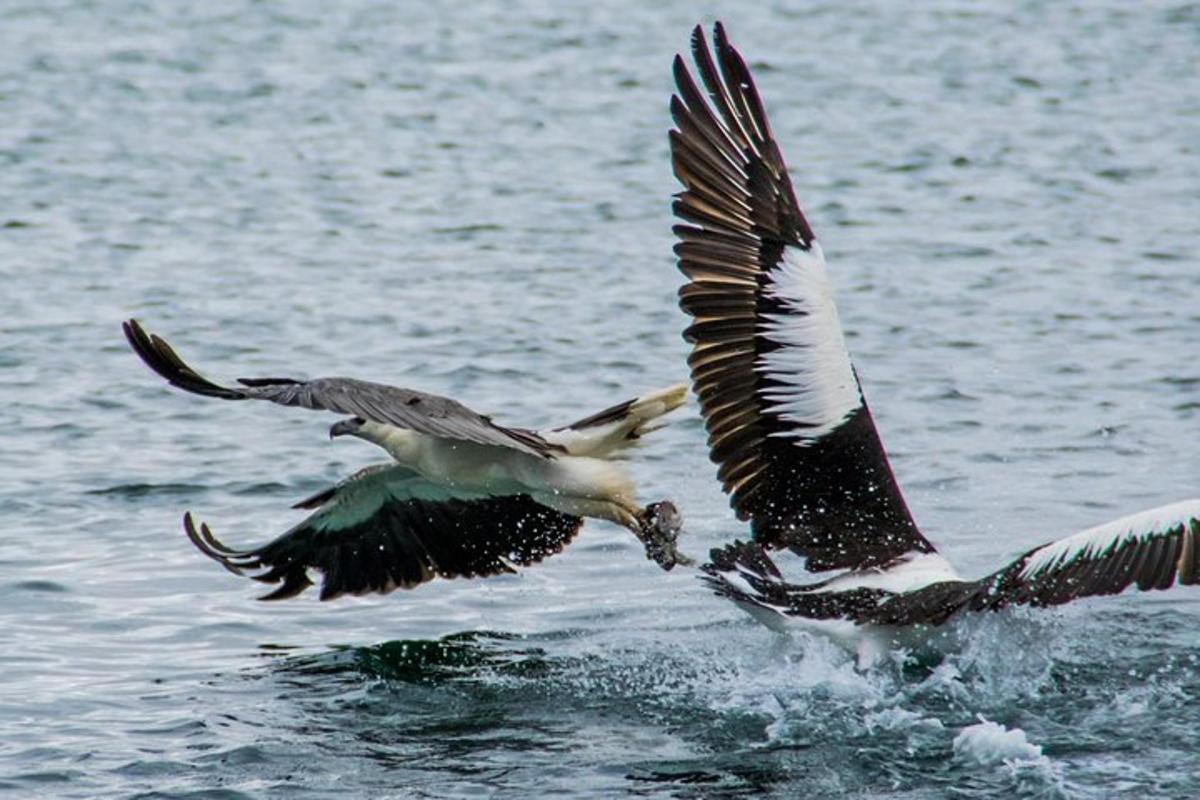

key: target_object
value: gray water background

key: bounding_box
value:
[1,1,1199,797]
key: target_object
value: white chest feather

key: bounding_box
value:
[365,424,631,501]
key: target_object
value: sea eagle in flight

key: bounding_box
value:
[669,23,1199,664]
[123,320,690,601]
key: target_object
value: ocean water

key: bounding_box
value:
[1,1,1199,797]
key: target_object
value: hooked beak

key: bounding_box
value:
[329,420,358,439]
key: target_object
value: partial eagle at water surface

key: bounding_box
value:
[670,23,1200,663]
[124,319,690,600]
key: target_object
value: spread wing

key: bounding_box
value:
[185,464,585,601]
[865,501,1200,626]
[705,501,1200,628]
[670,23,933,571]
[953,501,1200,614]
[123,319,556,457]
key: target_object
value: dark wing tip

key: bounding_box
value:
[183,511,315,601]
[123,318,156,366]
[260,574,315,602]
[124,320,243,400]
[183,512,264,576]
[236,377,301,388]
[122,318,140,344]
[704,538,782,579]
[712,20,728,44]
[1180,519,1200,585]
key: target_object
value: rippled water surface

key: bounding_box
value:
[2,1,1199,797]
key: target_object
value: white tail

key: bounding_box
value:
[542,383,688,458]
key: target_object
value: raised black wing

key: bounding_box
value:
[671,23,932,571]
[124,319,555,457]
[185,465,584,601]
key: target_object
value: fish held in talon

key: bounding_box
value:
[123,318,688,600]
[639,500,693,570]
[670,22,1200,664]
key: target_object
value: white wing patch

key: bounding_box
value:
[756,243,863,444]
[1019,499,1200,580]
[811,552,962,595]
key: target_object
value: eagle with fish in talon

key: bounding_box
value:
[123,319,692,600]
[639,500,690,569]
[670,22,1200,666]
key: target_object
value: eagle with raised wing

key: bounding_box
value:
[124,320,690,600]
[670,23,1199,664]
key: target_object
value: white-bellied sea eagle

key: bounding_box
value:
[124,320,690,601]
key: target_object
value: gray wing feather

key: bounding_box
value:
[124,319,556,458]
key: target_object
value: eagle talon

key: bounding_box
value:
[639,501,693,570]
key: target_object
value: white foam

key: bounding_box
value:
[863,707,945,735]
[952,716,1043,766]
